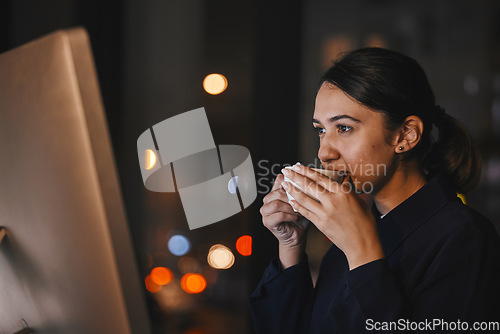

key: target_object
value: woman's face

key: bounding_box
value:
[313,83,398,193]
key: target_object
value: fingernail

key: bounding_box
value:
[291,164,301,172]
[282,182,289,190]
[281,168,290,175]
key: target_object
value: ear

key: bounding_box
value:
[393,115,424,154]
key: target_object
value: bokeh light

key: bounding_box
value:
[181,273,207,294]
[168,235,191,256]
[236,235,252,256]
[207,244,235,269]
[145,275,162,293]
[154,279,186,310]
[203,73,228,95]
[150,267,173,285]
[144,149,157,170]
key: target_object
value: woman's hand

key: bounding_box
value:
[260,173,310,268]
[281,164,384,270]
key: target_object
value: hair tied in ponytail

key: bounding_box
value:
[433,105,446,126]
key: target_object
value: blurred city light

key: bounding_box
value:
[154,279,186,310]
[236,235,252,256]
[168,235,191,256]
[207,244,235,269]
[181,273,207,294]
[203,73,228,95]
[150,267,174,285]
[145,275,162,293]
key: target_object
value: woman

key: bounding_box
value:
[250,48,500,333]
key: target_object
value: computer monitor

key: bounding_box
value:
[0,28,150,333]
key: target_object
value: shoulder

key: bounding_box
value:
[425,197,500,250]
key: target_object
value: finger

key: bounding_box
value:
[288,164,343,193]
[260,198,301,216]
[289,199,318,223]
[282,167,330,201]
[262,187,289,205]
[282,181,322,214]
[262,211,301,229]
[271,174,285,191]
[313,168,352,195]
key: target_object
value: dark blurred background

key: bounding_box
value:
[2,0,500,333]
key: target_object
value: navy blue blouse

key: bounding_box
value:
[250,175,500,333]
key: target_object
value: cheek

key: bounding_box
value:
[342,140,394,179]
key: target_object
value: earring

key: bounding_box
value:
[399,147,404,151]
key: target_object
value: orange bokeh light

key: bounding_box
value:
[145,275,162,293]
[203,73,228,95]
[181,273,207,294]
[151,267,173,285]
[236,235,252,256]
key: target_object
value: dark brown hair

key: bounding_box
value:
[319,47,481,193]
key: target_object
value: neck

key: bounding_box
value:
[373,163,427,216]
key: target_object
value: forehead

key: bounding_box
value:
[314,83,371,121]
[313,82,383,121]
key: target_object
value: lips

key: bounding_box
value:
[322,165,347,173]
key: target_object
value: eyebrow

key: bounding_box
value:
[312,115,361,124]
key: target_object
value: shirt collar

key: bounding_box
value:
[372,174,457,258]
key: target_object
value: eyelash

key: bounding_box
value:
[313,125,352,136]
[314,127,325,135]
[337,125,352,133]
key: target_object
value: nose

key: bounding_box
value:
[318,139,340,164]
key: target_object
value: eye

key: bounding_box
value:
[314,126,325,136]
[337,124,352,133]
